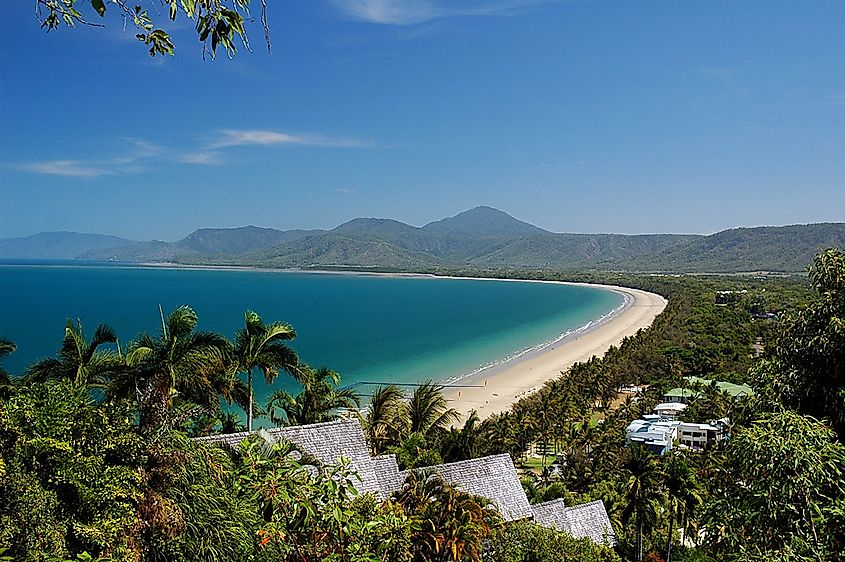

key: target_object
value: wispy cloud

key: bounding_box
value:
[16,160,116,178]
[336,187,357,193]
[327,0,551,25]
[209,129,372,149]
[175,151,223,165]
[14,128,372,177]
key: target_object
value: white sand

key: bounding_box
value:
[441,283,667,421]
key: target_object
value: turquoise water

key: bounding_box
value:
[0,263,622,405]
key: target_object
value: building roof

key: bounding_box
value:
[194,417,382,495]
[654,402,688,413]
[371,454,404,494]
[406,454,534,521]
[532,499,616,546]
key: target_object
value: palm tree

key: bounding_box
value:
[265,366,359,426]
[362,384,406,455]
[0,338,16,398]
[663,454,702,562]
[405,380,459,439]
[218,410,247,434]
[122,305,233,431]
[393,469,499,562]
[622,445,663,562]
[440,409,482,462]
[25,319,120,387]
[233,310,299,431]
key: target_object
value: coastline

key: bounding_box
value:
[3,261,667,420]
[440,283,667,421]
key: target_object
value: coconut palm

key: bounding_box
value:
[265,366,359,426]
[622,445,663,562]
[121,305,233,431]
[405,380,459,439]
[25,319,121,387]
[363,383,406,455]
[663,453,702,562]
[394,469,500,562]
[440,409,482,462]
[233,310,299,431]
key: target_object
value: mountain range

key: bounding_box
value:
[1,207,843,273]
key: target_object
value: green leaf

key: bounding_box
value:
[91,0,106,17]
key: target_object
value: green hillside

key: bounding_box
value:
[3,208,843,273]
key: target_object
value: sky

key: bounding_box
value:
[1,0,844,241]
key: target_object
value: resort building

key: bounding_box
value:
[677,418,730,451]
[195,417,615,546]
[625,414,680,455]
[653,402,687,419]
[662,376,753,404]
[625,412,731,454]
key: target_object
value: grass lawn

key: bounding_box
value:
[519,455,557,473]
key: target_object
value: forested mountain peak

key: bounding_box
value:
[423,206,548,238]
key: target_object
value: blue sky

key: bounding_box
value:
[1,0,844,240]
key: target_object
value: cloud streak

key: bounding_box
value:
[175,151,223,165]
[327,0,552,25]
[17,160,117,178]
[14,128,372,177]
[209,129,372,149]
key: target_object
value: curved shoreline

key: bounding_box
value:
[3,261,666,421]
[439,282,667,421]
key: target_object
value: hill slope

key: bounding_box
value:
[0,232,138,260]
[2,208,843,273]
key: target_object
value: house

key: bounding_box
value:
[194,418,615,546]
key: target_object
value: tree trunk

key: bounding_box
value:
[666,508,674,562]
[248,368,254,432]
[637,507,643,562]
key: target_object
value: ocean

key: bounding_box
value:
[0,262,623,406]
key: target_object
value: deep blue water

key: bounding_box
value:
[0,262,622,406]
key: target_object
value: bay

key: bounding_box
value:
[0,263,622,406]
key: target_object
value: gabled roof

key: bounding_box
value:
[371,454,404,494]
[532,499,616,546]
[194,417,382,495]
[406,453,533,521]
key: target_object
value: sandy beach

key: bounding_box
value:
[442,283,667,421]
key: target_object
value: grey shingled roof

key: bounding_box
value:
[406,454,533,521]
[532,499,616,546]
[194,417,382,495]
[371,454,404,494]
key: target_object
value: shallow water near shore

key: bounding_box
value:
[0,262,622,408]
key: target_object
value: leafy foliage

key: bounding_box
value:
[483,520,621,562]
[701,411,845,562]
[765,248,845,438]
[34,0,262,58]
[0,381,143,561]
